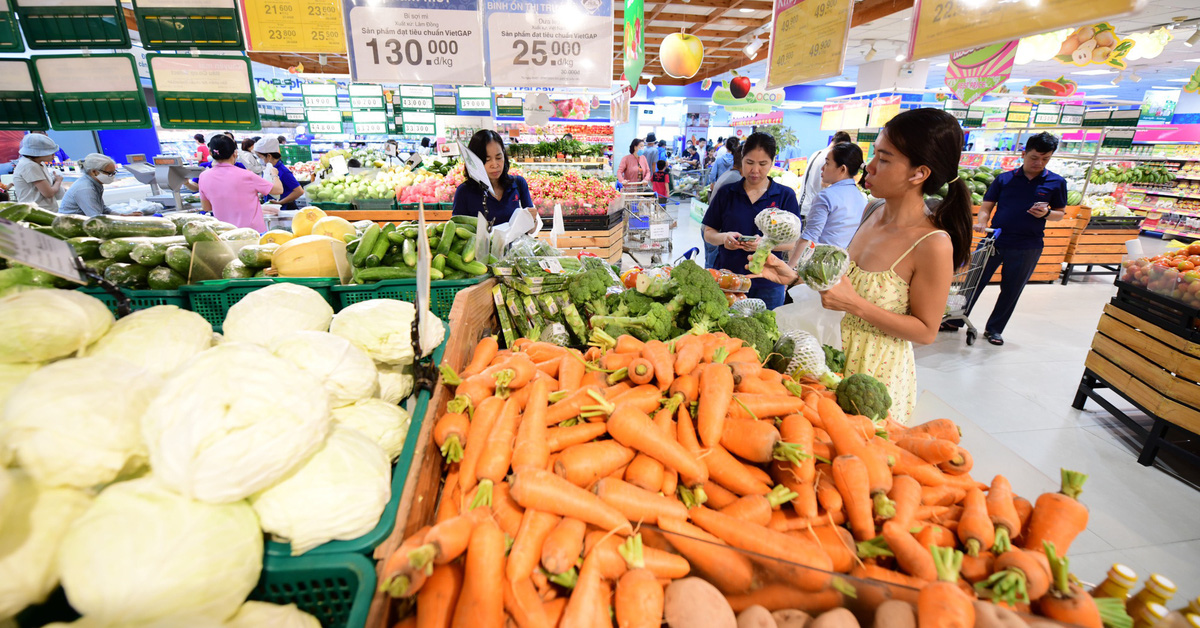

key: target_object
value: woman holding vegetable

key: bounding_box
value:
[253,136,303,212]
[702,132,801,310]
[756,108,974,423]
[199,134,282,232]
[451,130,534,226]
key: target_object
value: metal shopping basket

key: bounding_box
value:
[621,182,674,265]
[943,228,999,346]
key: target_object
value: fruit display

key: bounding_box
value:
[1084,194,1135,217]
[441,163,618,216]
[1089,164,1173,186]
[343,215,491,284]
[306,173,398,204]
[1121,244,1200,307]
[318,148,387,170]
[290,160,321,181]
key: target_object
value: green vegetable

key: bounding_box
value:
[83,215,176,239]
[237,243,280,268]
[68,236,103,260]
[183,221,220,245]
[460,234,477,263]
[222,259,253,279]
[165,246,192,275]
[130,242,167,267]
[440,268,466,280]
[104,262,151,288]
[218,228,259,242]
[716,310,780,360]
[450,215,479,228]
[402,238,417,267]
[100,237,151,261]
[446,250,487,276]
[567,265,618,317]
[559,302,589,344]
[836,373,892,422]
[668,260,729,334]
[428,236,440,249]
[367,224,393,266]
[435,221,456,257]
[147,266,186,290]
[798,244,850,292]
[84,257,119,275]
[454,226,473,241]
[492,285,517,347]
[353,224,380,267]
[0,203,32,222]
[23,206,59,227]
[166,213,215,230]
[432,253,446,271]
[52,214,88,238]
[356,266,417,282]
[589,302,674,342]
[823,344,846,374]
[385,229,408,245]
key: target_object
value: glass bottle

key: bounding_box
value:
[1129,575,1178,625]
[1092,563,1139,599]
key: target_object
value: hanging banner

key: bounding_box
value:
[132,0,243,50]
[148,54,260,129]
[1140,89,1178,123]
[242,0,345,53]
[1022,76,1077,103]
[840,100,869,129]
[712,73,785,113]
[1054,23,1134,70]
[820,102,844,131]
[31,55,149,130]
[485,0,614,88]
[765,0,852,91]
[943,40,1017,106]
[908,0,1143,61]
[344,0,485,84]
[0,59,48,130]
[867,95,901,128]
[622,0,643,87]
[0,0,25,52]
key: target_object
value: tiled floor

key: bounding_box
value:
[658,211,1200,604]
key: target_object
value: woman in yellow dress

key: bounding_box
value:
[758,108,974,423]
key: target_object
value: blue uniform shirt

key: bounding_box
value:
[800,178,867,249]
[451,175,533,225]
[269,161,301,211]
[702,178,801,303]
[983,166,1068,250]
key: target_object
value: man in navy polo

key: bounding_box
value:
[949,132,1068,345]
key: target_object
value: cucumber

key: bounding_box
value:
[352,224,380,267]
[84,257,119,275]
[52,214,88,238]
[428,236,440,249]
[432,254,446,271]
[347,238,361,254]
[23,206,59,227]
[183,221,220,245]
[402,238,417,267]
[165,245,192,275]
[83,215,176,239]
[430,267,444,280]
[130,242,167,267]
[222,259,253,279]
[435,221,456,257]
[253,269,270,278]
[100,237,151,261]
[0,204,31,222]
[460,234,477,263]
[209,221,237,233]
[381,252,402,267]
[385,229,408,245]
[147,266,186,290]
[446,250,488,275]
[166,213,214,230]
[454,226,474,240]
[369,224,393,262]
[67,236,103,260]
[104,262,151,288]
[450,215,479,228]
[29,224,61,238]
[356,266,417,282]
[401,226,419,239]
[441,268,468,280]
[237,243,280,268]
[219,227,260,241]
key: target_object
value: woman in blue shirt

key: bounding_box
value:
[253,136,302,212]
[793,142,867,251]
[702,132,801,309]
[451,130,533,225]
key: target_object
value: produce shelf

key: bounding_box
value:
[252,552,375,628]
[76,286,187,316]
[331,277,487,320]
[181,278,340,333]
[1128,189,1200,201]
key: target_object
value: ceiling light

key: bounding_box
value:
[739,7,754,12]
[1005,78,1029,83]
[1150,86,1181,90]
[1189,28,1200,46]
[1110,73,1123,86]
[932,61,948,67]
[1130,70,1141,83]
[1186,58,1200,63]
[1071,69,1117,75]
[1167,78,1190,82]
[1077,83,1120,89]
[895,52,906,62]
[647,76,656,92]
[826,80,857,87]
[865,42,877,62]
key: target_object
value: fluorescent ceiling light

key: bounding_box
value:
[739,7,754,11]
[1005,78,1029,83]
[1186,58,1200,63]
[826,80,857,87]
[1071,69,1117,75]
[1077,83,1120,89]
[894,53,906,61]
[932,61,948,67]
[1150,86,1181,90]
[1167,78,1190,82]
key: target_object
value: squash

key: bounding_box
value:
[260,229,295,246]
[291,206,327,237]
[310,215,356,242]
[272,235,344,278]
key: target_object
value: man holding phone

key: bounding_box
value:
[948,132,1068,345]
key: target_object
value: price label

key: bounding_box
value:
[1033,103,1061,126]
[457,85,491,111]
[496,96,523,117]
[649,222,669,240]
[1083,109,1111,127]
[285,107,305,121]
[434,95,457,115]
[398,84,434,111]
[302,83,338,109]
[344,0,485,84]
[399,110,436,135]
[349,83,384,109]
[765,0,851,90]
[1005,101,1032,124]
[0,219,87,284]
[1102,128,1136,149]
[943,100,968,121]
[353,109,387,134]
[242,0,345,53]
[1110,109,1141,127]
[484,0,614,88]
[1060,104,1086,126]
[310,122,343,134]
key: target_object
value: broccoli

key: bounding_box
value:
[590,302,674,342]
[717,313,775,360]
[752,310,780,348]
[823,344,846,374]
[836,373,892,422]
[567,266,617,317]
[610,289,657,317]
[665,261,729,333]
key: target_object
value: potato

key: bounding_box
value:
[971,601,1028,628]
[872,600,915,628]
[738,605,778,628]
[772,609,813,628]
[665,577,737,628]
[810,608,860,628]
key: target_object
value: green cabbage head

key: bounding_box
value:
[0,290,113,363]
[223,283,334,346]
[332,397,412,460]
[81,305,212,376]
[269,330,377,407]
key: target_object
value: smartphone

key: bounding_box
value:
[737,235,757,242]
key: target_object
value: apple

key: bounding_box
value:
[730,73,752,99]
[660,32,704,79]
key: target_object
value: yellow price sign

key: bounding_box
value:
[908,0,1142,61]
[765,0,851,91]
[241,0,346,54]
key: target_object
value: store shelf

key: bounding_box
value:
[1141,227,1200,241]
[1127,189,1200,200]
[1135,207,1200,219]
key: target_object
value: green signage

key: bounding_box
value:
[306,108,343,135]
[434,96,457,116]
[1101,128,1135,149]
[0,0,24,52]
[398,110,435,136]
[1005,101,1031,124]
[301,83,338,110]
[1033,103,1061,125]
[131,0,243,50]
[622,0,644,87]
[964,106,985,128]
[352,109,388,135]
[148,54,260,130]
[1082,109,1111,127]
[31,54,149,130]
[349,83,385,110]
[496,96,522,117]
[1109,109,1141,127]
[398,85,434,111]
[15,0,130,49]
[0,59,48,130]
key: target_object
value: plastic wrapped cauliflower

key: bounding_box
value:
[798,244,850,292]
[748,208,803,273]
[729,298,767,317]
[764,330,841,389]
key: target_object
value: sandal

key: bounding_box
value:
[984,331,1004,346]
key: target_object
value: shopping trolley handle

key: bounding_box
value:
[674,247,699,264]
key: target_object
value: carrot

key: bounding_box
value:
[889,475,923,531]
[606,403,707,488]
[417,562,464,628]
[560,550,606,628]
[699,480,738,509]
[511,338,531,350]
[604,380,633,398]
[554,440,637,487]
[728,361,763,384]
[542,598,567,625]
[773,471,818,519]
[475,399,522,494]
[976,548,1051,607]
[582,370,607,388]
[957,487,995,557]
[411,508,490,574]
[623,453,664,493]
[614,335,645,354]
[504,577,552,628]
[510,381,552,473]
[814,470,843,515]
[689,506,833,591]
[615,568,663,628]
[627,357,655,385]
[728,394,807,421]
[668,374,699,404]
[459,396,505,496]
[380,526,431,597]
[960,551,995,585]
[719,484,798,526]
[604,351,638,371]
[540,517,587,576]
[726,585,843,614]
[697,362,734,447]
[817,396,866,454]
[641,339,674,390]
[655,515,755,593]
[922,485,966,507]
[918,547,975,628]
[554,351,585,391]
[882,520,937,582]
[700,445,770,496]
[1037,543,1103,628]
[606,384,660,414]
[450,518,505,628]
[461,336,500,378]
[544,385,603,426]
[507,509,561,582]
[831,454,875,542]
[586,532,690,580]
[438,470,461,523]
[914,523,956,550]
[490,483,525,538]
[985,475,1021,554]
[1022,469,1089,555]
[534,358,561,377]
[492,354,537,396]
[896,437,959,465]
[873,438,947,487]
[726,346,760,365]
[510,468,632,534]
[699,333,722,363]
[594,477,688,525]
[435,411,470,463]
[673,335,703,376]
[523,341,568,363]
[675,400,701,453]
[720,417,783,464]
[905,418,961,443]
[852,563,929,590]
[795,524,856,574]
[1012,496,1033,546]
[546,422,607,452]
[735,376,789,396]
[938,447,973,476]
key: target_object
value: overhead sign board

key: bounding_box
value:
[343,0,485,85]
[242,0,345,53]
[31,54,149,130]
[148,54,260,129]
[765,0,852,91]
[132,0,243,50]
[484,0,614,88]
[0,59,49,130]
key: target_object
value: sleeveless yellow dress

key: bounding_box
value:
[839,231,947,425]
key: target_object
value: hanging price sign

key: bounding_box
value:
[496,96,523,117]
[398,110,436,135]
[242,0,344,53]
[349,83,384,109]
[352,109,388,134]
[285,107,305,121]
[434,96,457,114]
[1060,104,1086,126]
[1033,103,1061,125]
[765,0,852,90]
[457,85,491,112]
[302,83,338,109]
[306,108,343,134]
[1005,101,1032,124]
[343,0,484,84]
[484,0,614,88]
[398,84,434,110]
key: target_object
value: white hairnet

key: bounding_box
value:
[253,137,280,153]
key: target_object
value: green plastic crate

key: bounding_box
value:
[312,201,353,212]
[0,0,23,52]
[181,278,338,333]
[251,552,375,628]
[353,198,397,211]
[332,277,485,320]
[77,286,187,316]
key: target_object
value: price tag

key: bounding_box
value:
[765,0,852,90]
[307,107,343,134]
[496,96,523,117]
[867,95,901,128]
[538,258,564,274]
[457,85,491,111]
[1060,104,1086,126]
[353,109,388,134]
[302,83,338,109]
[434,95,457,114]
[943,100,968,121]
[1102,128,1136,149]
[964,106,985,128]
[1110,109,1141,127]
[399,110,436,135]
[0,219,87,284]
[242,0,345,53]
[398,84,434,111]
[1083,109,1111,127]
[649,222,669,240]
[349,83,384,109]
[1033,103,1061,126]
[1005,101,1032,124]
[285,107,305,121]
[344,0,485,85]
[484,0,614,88]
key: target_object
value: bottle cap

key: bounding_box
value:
[1148,574,1178,598]
[1143,603,1169,621]
[1110,564,1139,587]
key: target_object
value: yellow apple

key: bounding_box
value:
[660,32,704,79]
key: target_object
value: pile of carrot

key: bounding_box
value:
[386,332,1120,628]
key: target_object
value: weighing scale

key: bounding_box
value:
[122,154,203,210]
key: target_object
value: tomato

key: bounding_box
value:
[1177,261,1196,272]
[708,268,720,281]
[1187,243,1200,256]
[621,269,642,289]
[719,273,738,290]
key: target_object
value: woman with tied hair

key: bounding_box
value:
[200,134,283,231]
[59,153,125,217]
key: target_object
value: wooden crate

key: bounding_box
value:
[535,222,625,264]
[970,206,1079,283]
[1065,207,1140,265]
[326,209,452,225]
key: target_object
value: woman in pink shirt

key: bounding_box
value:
[617,139,652,187]
[198,135,282,232]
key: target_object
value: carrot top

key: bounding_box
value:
[1059,469,1088,501]
[931,545,964,584]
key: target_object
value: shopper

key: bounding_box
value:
[418,137,433,156]
[651,159,671,209]
[200,135,282,231]
[657,140,668,164]
[705,146,743,269]
[617,139,651,187]
[707,137,739,185]
[702,132,800,309]
[277,135,287,145]
[253,136,303,211]
[450,129,533,225]
[193,134,210,163]
[11,134,62,211]
[59,153,123,217]
[791,142,867,250]
[947,132,1068,345]
[237,138,264,175]
[755,108,974,423]
[682,144,701,169]
[799,131,852,218]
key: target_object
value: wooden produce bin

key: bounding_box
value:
[971,205,1079,284]
[1060,207,1144,284]
[534,221,625,265]
[325,209,453,225]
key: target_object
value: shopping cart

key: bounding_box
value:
[943,228,999,346]
[621,182,674,265]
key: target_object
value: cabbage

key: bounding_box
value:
[57,477,262,625]
[376,362,414,405]
[251,426,390,555]
[225,602,320,628]
[269,331,377,407]
[0,290,113,363]
[81,305,212,376]
[329,299,444,365]
[0,357,156,489]
[0,470,92,621]
[332,398,412,460]
[141,343,332,503]
[0,363,40,426]
[222,283,334,347]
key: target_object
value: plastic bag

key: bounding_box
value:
[797,244,850,292]
[539,323,570,347]
[774,284,844,349]
[729,298,767,317]
[748,209,804,273]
